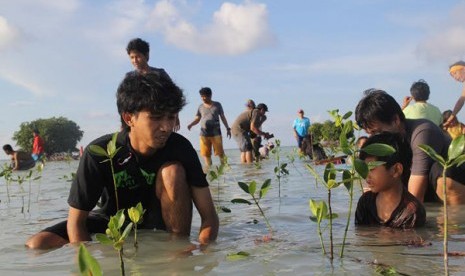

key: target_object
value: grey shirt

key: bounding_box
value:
[196,101,224,137]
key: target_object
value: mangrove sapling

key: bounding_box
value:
[78,243,103,276]
[128,202,145,249]
[0,165,13,203]
[286,149,303,176]
[208,162,232,213]
[95,209,133,276]
[88,132,121,211]
[271,139,289,197]
[309,199,336,255]
[231,179,273,238]
[419,135,465,276]
[26,170,42,213]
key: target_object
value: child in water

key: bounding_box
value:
[355,132,426,229]
[441,109,465,139]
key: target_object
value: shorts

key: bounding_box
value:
[233,131,253,152]
[41,214,109,240]
[32,153,44,161]
[427,161,465,202]
[297,135,305,148]
[200,135,224,157]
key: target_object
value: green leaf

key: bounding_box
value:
[78,243,102,276]
[88,145,108,157]
[95,233,113,245]
[231,198,252,205]
[361,143,395,156]
[305,164,325,183]
[354,158,368,179]
[226,251,250,261]
[121,222,133,240]
[325,213,339,219]
[115,210,126,229]
[323,163,336,183]
[327,179,340,189]
[418,144,446,165]
[208,171,218,181]
[342,111,353,120]
[318,201,328,222]
[367,161,386,171]
[448,135,465,160]
[238,182,249,194]
[220,206,232,213]
[259,179,272,199]
[342,170,352,191]
[249,181,257,195]
[128,207,141,224]
[450,154,465,167]
[309,199,319,216]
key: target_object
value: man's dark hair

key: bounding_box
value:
[410,79,430,101]
[117,74,186,131]
[199,87,212,97]
[126,38,150,58]
[355,89,405,130]
[359,132,412,185]
[3,144,13,152]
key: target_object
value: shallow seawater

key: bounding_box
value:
[0,147,464,275]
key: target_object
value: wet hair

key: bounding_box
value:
[359,132,412,185]
[117,73,186,132]
[442,109,453,123]
[410,79,430,101]
[3,144,13,152]
[355,89,405,130]
[126,38,150,58]
[199,87,212,97]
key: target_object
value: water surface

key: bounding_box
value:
[0,148,464,275]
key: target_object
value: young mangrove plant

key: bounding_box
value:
[208,161,232,213]
[128,202,145,249]
[88,132,121,210]
[78,243,103,276]
[95,209,133,276]
[0,164,13,203]
[419,135,465,276]
[309,199,336,255]
[307,109,396,259]
[231,179,273,237]
[270,139,289,197]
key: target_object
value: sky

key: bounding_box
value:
[1,0,465,160]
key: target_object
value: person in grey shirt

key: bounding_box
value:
[188,87,231,168]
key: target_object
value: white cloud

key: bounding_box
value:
[0,71,51,96]
[0,16,21,50]
[147,0,275,55]
[416,3,465,63]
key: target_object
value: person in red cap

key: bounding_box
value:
[292,109,311,152]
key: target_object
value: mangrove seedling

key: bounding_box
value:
[271,139,289,197]
[88,132,122,210]
[0,164,13,203]
[208,161,231,213]
[231,179,273,237]
[95,209,133,276]
[128,202,145,249]
[309,199,337,255]
[78,243,103,276]
[419,135,465,276]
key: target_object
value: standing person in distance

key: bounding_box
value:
[187,87,231,168]
[292,109,311,152]
[32,129,45,163]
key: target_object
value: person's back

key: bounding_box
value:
[3,144,35,171]
[355,132,426,229]
[402,79,442,126]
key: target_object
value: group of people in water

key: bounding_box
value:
[18,36,465,251]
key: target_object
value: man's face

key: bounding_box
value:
[129,50,149,72]
[201,94,212,104]
[127,110,177,154]
[298,112,304,118]
[450,67,465,82]
[363,120,400,136]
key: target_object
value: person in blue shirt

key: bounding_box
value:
[292,109,311,151]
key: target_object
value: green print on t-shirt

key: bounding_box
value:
[140,169,155,186]
[114,170,136,189]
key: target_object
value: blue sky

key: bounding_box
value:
[1,0,464,160]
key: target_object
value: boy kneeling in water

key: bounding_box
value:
[355,132,426,229]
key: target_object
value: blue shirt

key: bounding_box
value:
[293,117,311,137]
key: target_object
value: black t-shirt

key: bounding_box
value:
[68,131,208,229]
[355,188,426,229]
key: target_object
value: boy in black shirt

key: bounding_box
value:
[26,73,218,249]
[355,132,425,229]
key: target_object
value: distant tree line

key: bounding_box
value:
[12,117,83,155]
[309,120,342,144]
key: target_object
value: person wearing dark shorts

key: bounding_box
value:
[26,73,218,250]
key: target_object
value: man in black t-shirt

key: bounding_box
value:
[26,73,219,250]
